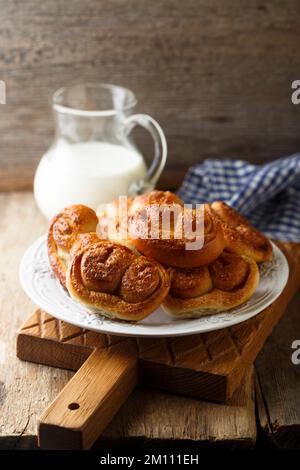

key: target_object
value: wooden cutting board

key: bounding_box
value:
[16,242,300,450]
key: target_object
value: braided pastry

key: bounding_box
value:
[48,205,99,287]
[211,201,272,263]
[66,240,170,321]
[163,252,259,318]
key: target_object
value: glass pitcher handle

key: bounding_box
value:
[123,113,167,195]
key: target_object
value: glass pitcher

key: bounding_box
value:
[34,83,167,219]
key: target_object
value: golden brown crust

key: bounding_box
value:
[66,240,170,321]
[69,232,101,260]
[80,242,135,293]
[97,197,134,240]
[119,257,161,303]
[97,191,182,243]
[163,252,259,317]
[48,205,98,287]
[211,201,273,263]
[209,253,248,291]
[170,266,213,299]
[130,203,225,268]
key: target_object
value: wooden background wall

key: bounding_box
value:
[0,0,300,190]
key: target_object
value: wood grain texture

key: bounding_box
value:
[16,311,270,449]
[256,288,300,449]
[1,0,300,190]
[101,367,257,450]
[39,344,139,450]
[0,192,256,449]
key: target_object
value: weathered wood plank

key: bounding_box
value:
[1,0,300,190]
[256,289,300,449]
[100,367,256,450]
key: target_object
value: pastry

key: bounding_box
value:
[130,202,225,268]
[47,205,99,287]
[47,196,266,322]
[66,240,170,321]
[97,196,137,252]
[211,201,272,262]
[163,252,259,317]
[69,232,101,259]
[97,190,182,249]
[128,190,183,214]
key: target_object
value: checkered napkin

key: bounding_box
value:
[177,154,300,241]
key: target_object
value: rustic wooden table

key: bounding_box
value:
[0,192,299,450]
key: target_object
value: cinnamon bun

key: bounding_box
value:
[211,201,272,262]
[69,232,101,259]
[129,190,183,214]
[163,252,259,317]
[47,205,99,287]
[130,202,225,268]
[97,190,183,252]
[66,240,170,321]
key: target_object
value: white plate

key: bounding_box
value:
[19,236,289,337]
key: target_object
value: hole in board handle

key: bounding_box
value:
[68,402,80,410]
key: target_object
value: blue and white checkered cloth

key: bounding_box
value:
[177,154,300,241]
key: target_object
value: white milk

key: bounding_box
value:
[34,141,147,219]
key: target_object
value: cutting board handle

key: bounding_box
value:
[38,340,138,450]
